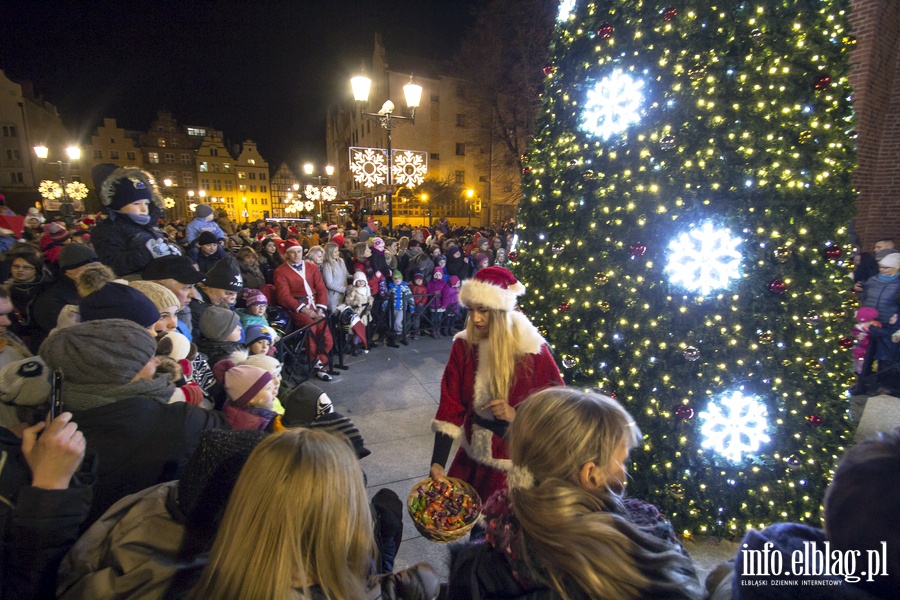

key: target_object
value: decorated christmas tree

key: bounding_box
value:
[516,0,857,537]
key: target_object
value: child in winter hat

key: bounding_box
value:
[236,288,270,330]
[213,360,277,430]
[244,324,275,357]
[197,306,244,367]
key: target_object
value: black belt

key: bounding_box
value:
[473,413,509,438]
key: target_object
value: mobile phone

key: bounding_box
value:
[49,368,64,419]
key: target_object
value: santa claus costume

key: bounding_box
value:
[430,267,564,502]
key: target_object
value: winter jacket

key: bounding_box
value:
[322,259,349,311]
[442,285,460,311]
[188,246,228,275]
[238,262,266,290]
[861,274,900,324]
[32,275,80,335]
[91,207,181,277]
[184,218,225,245]
[6,267,54,351]
[387,282,413,311]
[426,277,448,308]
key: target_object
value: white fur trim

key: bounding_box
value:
[507,310,546,355]
[459,278,523,312]
[432,419,462,440]
[99,167,164,209]
[462,425,513,472]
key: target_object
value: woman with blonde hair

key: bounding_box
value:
[322,241,349,311]
[448,388,703,600]
[429,266,564,502]
[188,428,438,600]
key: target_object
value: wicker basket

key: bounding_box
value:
[407,477,482,543]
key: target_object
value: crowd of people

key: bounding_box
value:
[0,165,898,600]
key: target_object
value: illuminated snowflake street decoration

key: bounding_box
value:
[304,185,321,201]
[558,0,576,22]
[349,147,388,188]
[666,222,742,295]
[581,69,645,139]
[39,180,63,200]
[392,150,428,188]
[700,390,770,463]
[65,181,88,201]
[189,202,198,212]
[303,200,316,212]
[164,197,176,209]
[321,186,337,202]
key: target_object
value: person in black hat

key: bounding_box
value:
[190,257,243,334]
[143,255,205,338]
[32,244,101,340]
[89,164,182,278]
[188,231,228,275]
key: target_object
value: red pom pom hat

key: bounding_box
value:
[459,266,525,312]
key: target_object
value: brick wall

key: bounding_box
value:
[849,0,900,249]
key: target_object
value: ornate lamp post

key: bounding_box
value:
[350,73,422,232]
[33,144,81,225]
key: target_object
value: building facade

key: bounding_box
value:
[235,140,271,223]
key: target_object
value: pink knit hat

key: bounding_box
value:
[243,288,268,307]
[459,266,525,312]
[372,237,385,251]
[214,360,273,408]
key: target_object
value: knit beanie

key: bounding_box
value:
[879,252,900,269]
[244,325,275,348]
[475,253,489,266]
[243,353,282,377]
[194,204,214,219]
[58,244,99,272]
[143,255,206,285]
[449,276,460,286]
[0,357,51,407]
[213,360,273,407]
[413,271,424,283]
[332,234,345,248]
[359,230,371,243]
[433,267,445,279]
[196,231,218,246]
[40,319,156,385]
[157,330,192,361]
[204,257,243,292]
[282,382,333,425]
[243,288,267,307]
[372,237,385,251]
[42,222,70,243]
[308,412,371,460]
[80,282,161,328]
[199,306,241,342]
[92,164,159,212]
[130,280,180,311]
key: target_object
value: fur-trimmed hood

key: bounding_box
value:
[97,166,165,211]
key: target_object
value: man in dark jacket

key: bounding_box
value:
[33,244,101,338]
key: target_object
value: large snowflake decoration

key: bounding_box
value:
[39,180,63,200]
[666,222,742,295]
[699,390,770,463]
[303,200,316,212]
[558,0,576,22]
[392,150,428,188]
[65,181,88,201]
[349,147,388,188]
[304,185,321,201]
[581,69,645,139]
[189,202,198,212]
[163,197,176,209]
[321,186,337,202]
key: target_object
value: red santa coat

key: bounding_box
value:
[273,261,329,315]
[433,310,564,501]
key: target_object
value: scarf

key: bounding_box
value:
[876,273,900,283]
[62,375,175,411]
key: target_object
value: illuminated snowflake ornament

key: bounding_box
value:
[65,181,88,201]
[39,180,63,200]
[666,222,742,295]
[304,185,321,201]
[392,150,428,188]
[189,202,198,212]
[303,201,316,212]
[558,0,576,22]
[163,197,176,209]
[321,186,337,202]
[581,69,645,140]
[349,147,388,188]
[699,390,770,463]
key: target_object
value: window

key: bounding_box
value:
[430,94,439,102]
[479,175,488,182]
[164,153,175,164]
[199,161,209,172]
[182,172,193,186]
[248,159,256,165]
[237,171,246,179]
[454,170,465,184]
[167,171,177,180]
[181,153,191,165]
[249,185,257,192]
[2,125,17,137]
[152,170,161,181]
[158,138,166,147]
[239,184,247,192]
[127,151,136,161]
[171,139,179,148]
[187,127,206,137]
[109,137,116,144]
[429,153,440,160]
[210,147,219,157]
[212,164,220,173]
[4,149,18,160]
[213,180,222,191]
[249,172,256,180]
[456,143,466,156]
[8,172,23,184]
[222,163,231,173]
[456,114,465,127]
[109,150,120,160]
[225,180,233,191]
[260,185,267,193]
[148,152,159,164]
[93,149,104,159]
[259,172,266,181]
[201,178,210,190]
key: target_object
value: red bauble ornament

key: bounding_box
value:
[522,167,531,176]
[807,414,823,427]
[824,246,842,260]
[839,337,854,349]
[768,279,787,294]
[813,74,832,90]
[597,23,613,38]
[674,405,694,420]
[542,65,556,76]
[663,7,677,21]
[630,242,647,257]
[558,302,570,313]
[507,251,518,261]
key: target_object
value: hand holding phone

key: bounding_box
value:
[49,368,64,419]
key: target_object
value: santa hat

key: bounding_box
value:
[331,234,345,248]
[327,223,338,231]
[459,266,525,312]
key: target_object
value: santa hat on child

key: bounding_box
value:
[459,266,525,312]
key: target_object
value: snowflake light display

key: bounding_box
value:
[303,201,315,212]
[39,180,63,200]
[321,186,337,202]
[699,390,770,463]
[349,147,388,188]
[392,150,428,188]
[558,0,576,22]
[189,202,198,212]
[65,181,88,201]
[581,69,645,140]
[304,185,321,201]
[164,197,176,209]
[666,222,743,295]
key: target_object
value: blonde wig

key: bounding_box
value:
[507,388,702,599]
[464,308,521,403]
[187,428,374,600]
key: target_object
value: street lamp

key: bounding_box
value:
[33,144,81,225]
[465,188,475,228]
[351,72,422,232]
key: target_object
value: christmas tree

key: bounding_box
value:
[516,0,857,537]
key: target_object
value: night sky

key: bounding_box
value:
[2,0,483,168]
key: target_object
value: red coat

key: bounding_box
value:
[273,261,328,313]
[433,311,564,501]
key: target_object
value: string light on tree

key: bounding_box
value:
[580,69,646,140]
[699,390,771,463]
[666,222,743,295]
[557,0,576,22]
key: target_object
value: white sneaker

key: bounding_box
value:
[315,370,333,382]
